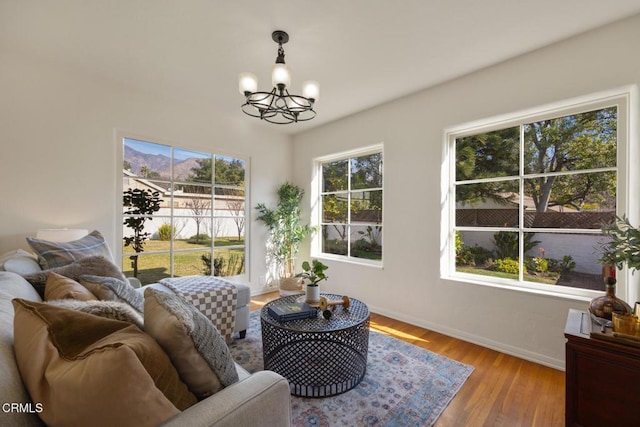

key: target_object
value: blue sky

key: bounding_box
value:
[125,138,210,161]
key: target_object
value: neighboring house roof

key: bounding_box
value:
[123,170,244,210]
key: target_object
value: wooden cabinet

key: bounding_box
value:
[565,309,640,426]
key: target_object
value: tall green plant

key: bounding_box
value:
[123,188,162,277]
[493,231,540,259]
[255,182,311,278]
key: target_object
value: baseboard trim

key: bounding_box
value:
[369,304,565,371]
[250,285,278,296]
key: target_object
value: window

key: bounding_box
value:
[445,91,631,297]
[314,145,383,265]
[121,137,247,285]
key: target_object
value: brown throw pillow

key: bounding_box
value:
[12,299,196,427]
[23,255,127,298]
[44,272,97,301]
[144,288,239,400]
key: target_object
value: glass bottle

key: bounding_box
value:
[589,276,633,320]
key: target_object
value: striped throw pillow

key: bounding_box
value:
[27,230,112,269]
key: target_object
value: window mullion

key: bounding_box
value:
[519,124,525,282]
[169,147,175,277]
[347,159,352,258]
[211,157,216,255]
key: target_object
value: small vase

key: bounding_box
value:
[589,276,632,321]
[306,284,320,304]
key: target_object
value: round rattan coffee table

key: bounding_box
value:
[261,294,370,397]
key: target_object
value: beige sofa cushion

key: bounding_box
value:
[0,249,41,275]
[144,288,239,400]
[12,298,197,427]
[0,272,43,427]
[44,272,97,301]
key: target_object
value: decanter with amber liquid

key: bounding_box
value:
[589,276,633,321]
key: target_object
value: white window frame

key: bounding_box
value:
[441,87,639,302]
[311,144,384,267]
[116,131,250,282]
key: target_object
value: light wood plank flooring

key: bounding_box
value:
[249,292,565,427]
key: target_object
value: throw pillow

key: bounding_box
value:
[0,249,41,275]
[12,299,197,427]
[44,272,97,301]
[47,299,144,330]
[26,230,112,269]
[144,288,239,400]
[23,255,127,298]
[0,249,37,267]
[79,275,144,314]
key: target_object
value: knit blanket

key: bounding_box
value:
[159,276,238,341]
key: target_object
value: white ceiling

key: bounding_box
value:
[3,0,640,134]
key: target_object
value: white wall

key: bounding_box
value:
[460,231,607,275]
[0,46,291,292]
[292,14,640,369]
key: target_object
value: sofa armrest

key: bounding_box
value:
[127,277,142,289]
[160,371,291,427]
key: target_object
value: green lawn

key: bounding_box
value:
[122,238,245,285]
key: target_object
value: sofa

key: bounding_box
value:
[0,271,291,426]
[3,231,251,340]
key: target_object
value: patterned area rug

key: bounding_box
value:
[228,312,474,426]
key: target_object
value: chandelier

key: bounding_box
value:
[238,31,319,124]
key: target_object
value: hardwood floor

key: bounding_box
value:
[249,292,565,427]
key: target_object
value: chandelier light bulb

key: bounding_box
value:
[238,72,258,95]
[302,81,320,101]
[271,63,291,88]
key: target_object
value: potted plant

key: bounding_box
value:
[123,188,162,278]
[256,182,311,295]
[296,259,329,304]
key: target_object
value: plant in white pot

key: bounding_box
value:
[296,260,329,304]
[256,182,311,295]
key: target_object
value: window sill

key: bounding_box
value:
[312,252,383,269]
[444,272,597,303]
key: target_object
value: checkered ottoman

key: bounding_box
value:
[142,276,251,341]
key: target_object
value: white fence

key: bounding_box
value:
[459,231,608,275]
